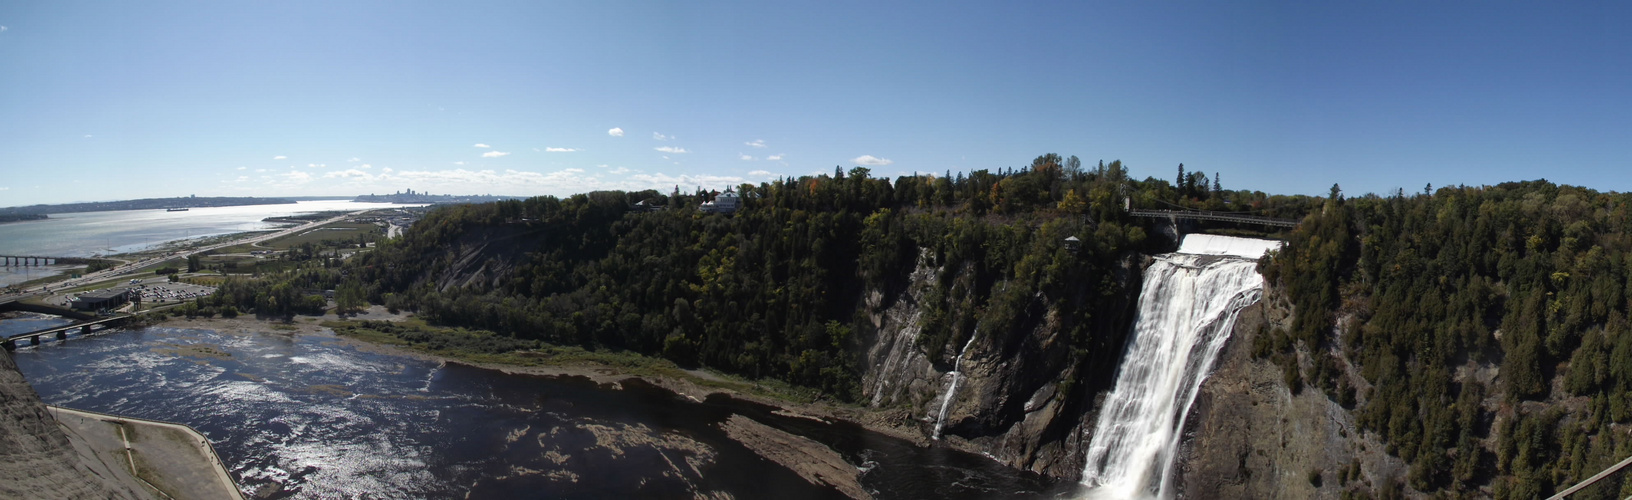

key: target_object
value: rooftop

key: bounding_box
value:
[77,288,128,300]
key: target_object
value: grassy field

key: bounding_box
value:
[196,220,384,275]
[5,266,90,290]
[196,254,305,275]
[258,222,383,250]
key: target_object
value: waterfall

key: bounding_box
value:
[1078,235,1278,499]
[933,330,979,440]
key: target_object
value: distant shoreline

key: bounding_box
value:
[0,214,48,224]
[0,196,296,216]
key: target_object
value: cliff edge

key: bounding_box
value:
[0,349,154,499]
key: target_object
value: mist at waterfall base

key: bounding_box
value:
[6,323,1065,499]
[1078,235,1278,500]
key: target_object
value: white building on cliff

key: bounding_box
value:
[699,188,740,214]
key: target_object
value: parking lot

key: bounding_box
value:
[45,277,217,309]
[131,281,217,305]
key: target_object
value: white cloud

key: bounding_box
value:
[453,161,465,165]
[473,143,491,148]
[596,164,610,168]
[739,154,755,161]
[307,163,327,168]
[766,154,784,161]
[545,147,579,152]
[745,139,766,148]
[482,151,511,158]
[608,127,624,137]
[0,26,7,33]
[653,132,671,141]
[0,187,9,191]
[273,155,287,160]
[627,172,743,188]
[84,134,93,138]
[254,164,753,198]
[748,170,773,177]
[323,169,375,179]
[655,146,688,154]
[360,164,372,169]
[348,157,361,162]
[255,169,267,173]
[852,155,893,166]
[236,166,246,170]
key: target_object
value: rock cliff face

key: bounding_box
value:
[0,350,152,499]
[857,244,1406,494]
[858,249,1143,480]
[1175,287,1410,499]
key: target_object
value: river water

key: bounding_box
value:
[6,322,1063,499]
[0,200,414,258]
[0,200,416,287]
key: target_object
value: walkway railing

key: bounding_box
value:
[1128,209,1300,228]
[1547,453,1632,499]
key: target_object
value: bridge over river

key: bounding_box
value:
[1,256,102,267]
[1,300,136,351]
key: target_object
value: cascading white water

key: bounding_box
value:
[933,330,980,440]
[1079,235,1279,499]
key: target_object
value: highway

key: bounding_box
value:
[0,210,366,304]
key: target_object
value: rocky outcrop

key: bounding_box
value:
[857,249,1142,480]
[859,253,943,412]
[426,225,549,292]
[1176,288,1410,499]
[0,350,153,499]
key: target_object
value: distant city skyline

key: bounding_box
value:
[1,1,1628,207]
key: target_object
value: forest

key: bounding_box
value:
[1262,180,1632,499]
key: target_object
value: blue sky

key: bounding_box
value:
[1,1,1628,206]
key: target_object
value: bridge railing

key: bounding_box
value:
[1128,209,1300,228]
[1547,453,1632,499]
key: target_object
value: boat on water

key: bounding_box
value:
[165,208,189,212]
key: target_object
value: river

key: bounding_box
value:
[0,200,415,258]
[0,200,417,287]
[5,320,1065,499]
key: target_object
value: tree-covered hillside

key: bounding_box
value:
[1263,181,1632,499]
[333,156,1314,400]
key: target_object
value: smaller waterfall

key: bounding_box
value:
[933,330,979,440]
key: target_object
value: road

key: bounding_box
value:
[0,210,366,304]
